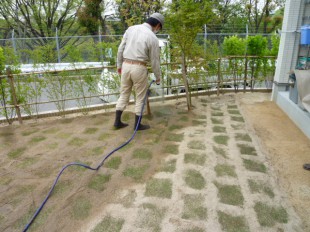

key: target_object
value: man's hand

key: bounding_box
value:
[156,78,160,85]
[117,68,122,75]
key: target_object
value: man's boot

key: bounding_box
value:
[134,115,150,130]
[114,110,128,129]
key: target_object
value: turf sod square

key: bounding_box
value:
[182,194,207,220]
[160,159,177,173]
[184,169,206,190]
[215,183,244,206]
[237,144,257,156]
[123,165,149,182]
[145,178,172,198]
[163,144,179,154]
[132,148,152,160]
[218,211,249,232]
[212,126,226,133]
[91,215,124,232]
[184,153,206,166]
[243,159,267,173]
[248,179,274,198]
[254,202,288,227]
[87,174,111,192]
[187,140,206,150]
[136,203,166,231]
[235,133,252,142]
[214,164,237,177]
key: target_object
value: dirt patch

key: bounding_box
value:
[0,102,194,232]
[0,92,309,232]
[238,92,310,231]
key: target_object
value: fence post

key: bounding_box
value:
[244,24,249,93]
[204,24,207,56]
[98,26,104,61]
[6,68,23,124]
[244,56,248,93]
[56,28,61,63]
[12,29,17,56]
[217,58,221,96]
[147,97,151,116]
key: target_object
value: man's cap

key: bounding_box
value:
[150,13,164,27]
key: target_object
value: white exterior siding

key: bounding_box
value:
[272,0,310,139]
[273,0,303,88]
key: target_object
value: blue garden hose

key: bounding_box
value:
[22,80,155,232]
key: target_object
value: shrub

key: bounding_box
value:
[223,36,246,55]
[246,35,268,56]
[269,34,280,56]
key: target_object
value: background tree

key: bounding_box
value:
[0,0,84,50]
[116,0,163,31]
[242,0,285,33]
[206,0,284,33]
[167,0,215,110]
[208,0,247,33]
[77,0,104,35]
[263,7,284,33]
[0,19,11,44]
[77,0,117,36]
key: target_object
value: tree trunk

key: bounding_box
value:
[181,52,191,111]
[263,0,270,33]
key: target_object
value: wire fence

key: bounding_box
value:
[0,55,276,125]
[0,33,275,64]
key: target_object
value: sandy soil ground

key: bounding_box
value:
[0,92,309,232]
[237,93,310,231]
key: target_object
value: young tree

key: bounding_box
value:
[0,47,5,74]
[166,0,215,110]
[0,47,11,123]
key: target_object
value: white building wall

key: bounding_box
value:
[272,0,305,100]
[272,0,310,139]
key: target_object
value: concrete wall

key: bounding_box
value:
[272,0,305,101]
[272,0,310,139]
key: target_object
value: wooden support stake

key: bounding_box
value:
[244,56,248,93]
[217,58,221,96]
[7,68,23,124]
[147,97,151,116]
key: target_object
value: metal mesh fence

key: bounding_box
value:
[0,32,276,124]
[0,33,274,64]
[0,55,275,125]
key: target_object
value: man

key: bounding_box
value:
[113,13,164,130]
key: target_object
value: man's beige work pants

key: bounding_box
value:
[116,62,148,115]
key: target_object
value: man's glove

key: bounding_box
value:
[117,68,122,75]
[156,77,160,85]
